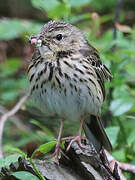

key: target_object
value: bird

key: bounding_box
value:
[28,20,112,163]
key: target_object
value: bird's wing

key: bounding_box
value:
[88,46,112,81]
[83,115,112,152]
[80,45,112,100]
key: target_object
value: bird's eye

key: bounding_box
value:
[56,34,62,41]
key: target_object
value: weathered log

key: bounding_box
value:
[1,140,120,180]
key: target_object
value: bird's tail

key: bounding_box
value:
[83,115,112,152]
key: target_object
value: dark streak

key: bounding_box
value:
[88,91,92,96]
[97,96,100,102]
[74,73,78,78]
[36,76,39,82]
[31,85,35,94]
[86,71,94,76]
[73,78,77,82]
[79,78,83,82]
[27,64,34,73]
[48,63,54,81]
[74,85,77,92]
[93,52,100,59]
[58,68,63,77]
[64,88,66,96]
[83,60,90,64]
[36,84,38,89]
[64,73,70,80]
[29,74,34,82]
[56,59,60,67]
[75,67,84,74]
[55,76,61,88]
[44,62,48,73]
[33,55,41,61]
[70,83,73,88]
[36,69,44,82]
[41,80,46,89]
[34,60,41,67]
[91,61,95,66]
[88,78,97,89]
[83,65,89,70]
[63,61,72,68]
[56,59,63,77]
[51,82,55,88]
[39,70,43,76]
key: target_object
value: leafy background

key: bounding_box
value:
[0,0,135,179]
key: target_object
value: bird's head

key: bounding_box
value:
[29,20,87,60]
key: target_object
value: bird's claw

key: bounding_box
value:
[45,144,68,164]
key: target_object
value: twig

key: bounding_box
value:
[110,160,127,180]
[105,150,135,177]
[0,105,29,131]
[0,94,29,158]
[118,162,135,174]
[105,150,127,180]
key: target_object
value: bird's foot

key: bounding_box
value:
[64,135,86,151]
[45,143,69,164]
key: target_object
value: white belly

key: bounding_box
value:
[31,82,101,121]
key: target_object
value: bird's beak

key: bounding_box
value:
[29,34,43,47]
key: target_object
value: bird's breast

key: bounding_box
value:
[28,58,103,121]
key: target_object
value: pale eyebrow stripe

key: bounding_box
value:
[48,26,68,32]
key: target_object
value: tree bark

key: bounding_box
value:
[1,140,120,180]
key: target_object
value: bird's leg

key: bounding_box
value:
[54,118,64,162]
[66,118,85,151]
[45,119,68,164]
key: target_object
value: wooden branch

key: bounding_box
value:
[0,105,29,131]
[0,94,29,158]
[2,140,134,179]
[1,140,120,180]
[105,150,135,175]
[119,162,135,174]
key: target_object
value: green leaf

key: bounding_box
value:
[111,149,125,162]
[31,141,56,158]
[126,116,135,120]
[68,0,91,7]
[110,98,134,116]
[4,145,26,157]
[69,13,91,24]
[105,126,120,147]
[91,0,117,11]
[1,91,18,103]
[0,158,5,170]
[0,154,21,170]
[0,58,21,77]
[48,3,70,19]
[11,171,40,180]
[123,118,135,133]
[1,79,18,90]
[0,19,43,40]
[5,154,21,166]
[30,120,54,138]
[6,58,21,70]
[0,20,24,40]
[31,0,59,12]
[127,130,135,144]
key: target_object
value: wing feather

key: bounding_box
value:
[80,45,112,100]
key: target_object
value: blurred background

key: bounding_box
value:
[0,0,135,179]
